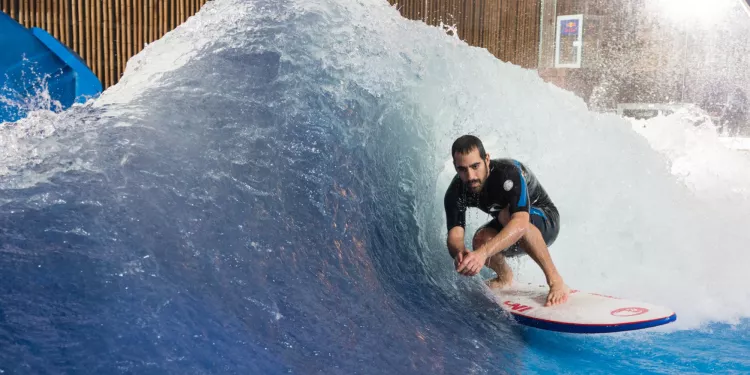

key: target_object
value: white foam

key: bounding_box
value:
[630,108,750,196]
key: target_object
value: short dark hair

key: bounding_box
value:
[451,135,486,159]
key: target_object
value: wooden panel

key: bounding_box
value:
[389,0,541,68]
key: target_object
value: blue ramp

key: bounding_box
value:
[0,11,102,123]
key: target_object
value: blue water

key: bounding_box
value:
[0,0,748,374]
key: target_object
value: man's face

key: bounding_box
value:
[453,148,489,193]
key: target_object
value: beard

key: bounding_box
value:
[469,179,482,193]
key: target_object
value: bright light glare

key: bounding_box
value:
[741,0,750,17]
[649,0,736,24]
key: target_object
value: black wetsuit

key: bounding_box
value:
[443,159,560,256]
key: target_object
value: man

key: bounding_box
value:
[443,135,569,306]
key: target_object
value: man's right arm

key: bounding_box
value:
[444,178,468,262]
[446,226,466,260]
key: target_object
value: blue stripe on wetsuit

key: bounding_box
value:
[530,207,547,219]
[512,160,528,208]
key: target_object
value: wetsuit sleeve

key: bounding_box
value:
[507,163,530,215]
[443,179,466,230]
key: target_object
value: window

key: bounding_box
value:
[555,14,584,68]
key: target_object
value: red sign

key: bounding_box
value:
[611,307,649,317]
[504,301,533,313]
[561,20,579,36]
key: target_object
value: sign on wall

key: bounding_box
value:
[561,19,580,36]
[555,14,584,68]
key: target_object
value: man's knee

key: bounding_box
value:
[472,227,497,249]
[520,223,547,247]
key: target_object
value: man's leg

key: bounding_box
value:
[472,225,514,289]
[517,224,569,305]
[497,207,569,306]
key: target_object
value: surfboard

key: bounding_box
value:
[490,283,677,334]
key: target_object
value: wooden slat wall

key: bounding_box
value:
[1,0,211,88]
[556,0,586,15]
[388,0,542,68]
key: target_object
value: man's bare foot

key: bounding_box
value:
[545,282,570,306]
[485,275,513,289]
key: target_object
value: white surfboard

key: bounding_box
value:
[489,283,677,333]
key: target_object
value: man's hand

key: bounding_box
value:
[453,250,469,271]
[456,250,487,276]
